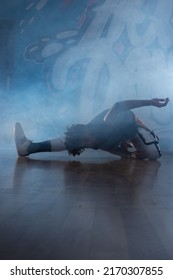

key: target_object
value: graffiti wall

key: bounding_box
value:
[0,0,173,151]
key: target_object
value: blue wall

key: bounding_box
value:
[0,0,173,151]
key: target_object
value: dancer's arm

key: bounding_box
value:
[104,98,169,122]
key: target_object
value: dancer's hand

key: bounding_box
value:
[151,98,169,107]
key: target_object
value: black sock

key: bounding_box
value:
[28,141,51,154]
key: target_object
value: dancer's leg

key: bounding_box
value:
[14,123,66,157]
[131,131,161,160]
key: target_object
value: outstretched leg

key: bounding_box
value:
[14,123,66,157]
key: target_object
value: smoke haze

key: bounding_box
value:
[0,0,173,151]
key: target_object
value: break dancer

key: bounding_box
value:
[14,98,169,160]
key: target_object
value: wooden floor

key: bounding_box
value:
[0,148,173,260]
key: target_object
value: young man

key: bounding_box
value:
[14,98,169,160]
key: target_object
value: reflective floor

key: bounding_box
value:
[0,148,173,260]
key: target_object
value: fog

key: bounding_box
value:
[0,0,173,151]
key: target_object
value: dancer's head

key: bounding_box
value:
[64,124,93,156]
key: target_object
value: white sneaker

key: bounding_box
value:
[14,123,31,156]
